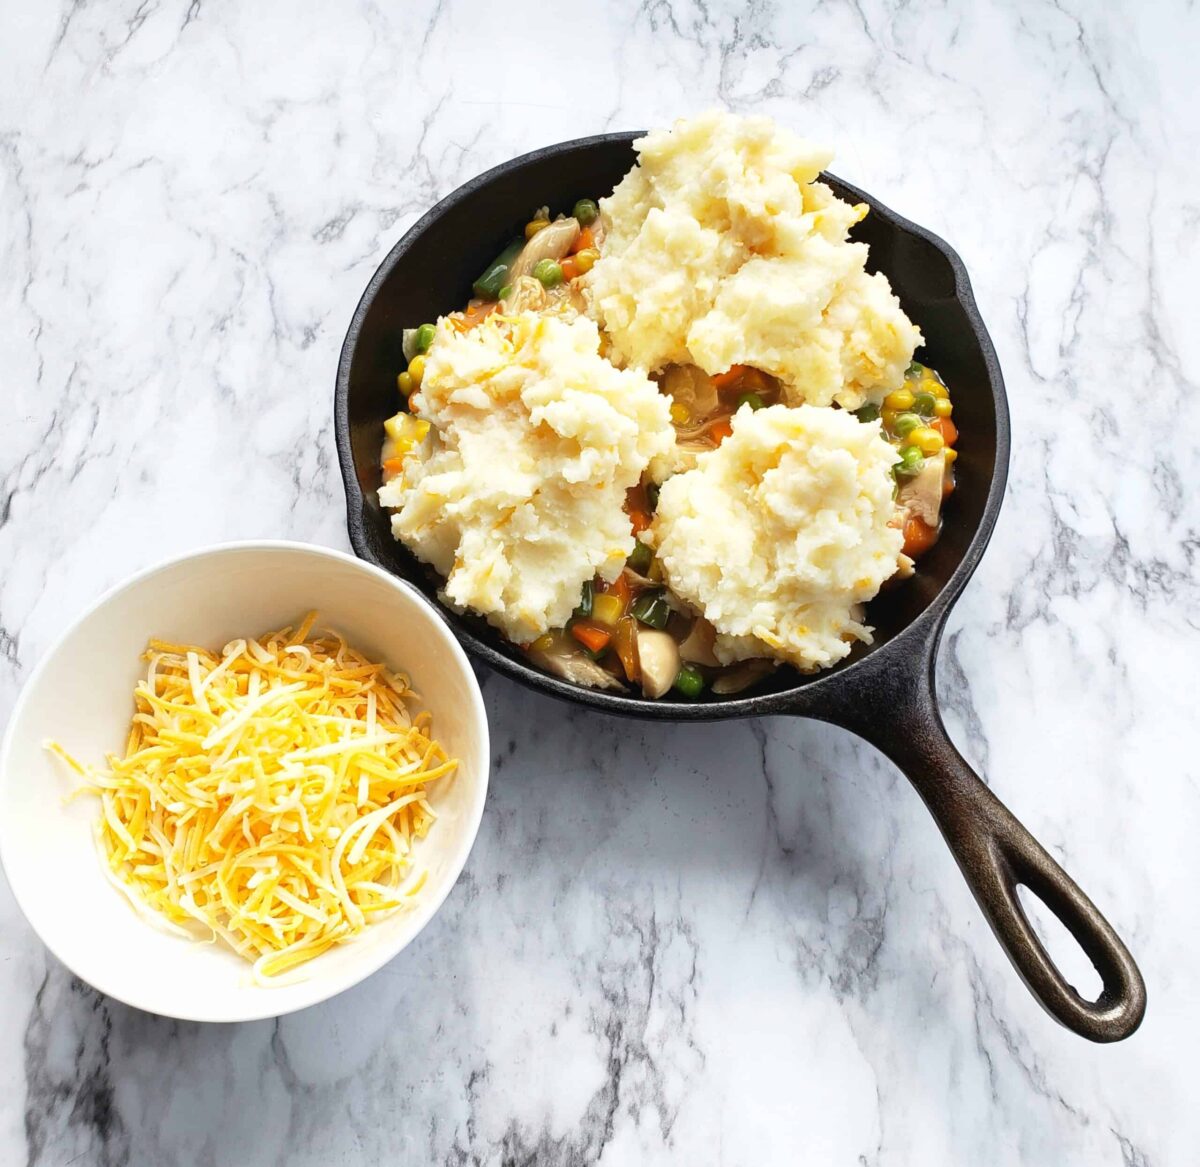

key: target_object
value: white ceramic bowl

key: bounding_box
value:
[0,542,489,1022]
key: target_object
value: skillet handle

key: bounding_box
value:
[827,637,1146,1042]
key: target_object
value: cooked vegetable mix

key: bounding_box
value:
[381,179,960,699]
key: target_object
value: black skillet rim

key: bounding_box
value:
[335,131,1011,721]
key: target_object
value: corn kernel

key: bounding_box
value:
[881,408,899,431]
[884,387,915,411]
[397,371,414,396]
[592,593,624,627]
[530,633,555,653]
[669,402,691,424]
[924,377,948,399]
[943,448,958,464]
[574,247,599,274]
[525,219,550,239]
[911,426,944,455]
[407,355,426,386]
[933,398,953,418]
[384,412,429,449]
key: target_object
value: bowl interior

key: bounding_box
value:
[0,544,489,1021]
[338,134,1004,714]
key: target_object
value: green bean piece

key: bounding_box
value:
[645,482,660,510]
[628,542,653,574]
[574,579,594,619]
[854,403,881,423]
[472,238,524,300]
[631,590,670,630]
[736,392,765,411]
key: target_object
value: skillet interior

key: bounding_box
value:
[336,133,1006,718]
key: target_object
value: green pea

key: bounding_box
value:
[573,198,599,225]
[736,392,766,411]
[895,446,925,478]
[905,360,924,379]
[532,258,564,288]
[913,391,937,416]
[673,664,705,699]
[628,542,653,574]
[854,403,881,423]
[894,412,922,437]
[414,323,437,354]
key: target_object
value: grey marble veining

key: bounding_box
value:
[1,0,1195,1163]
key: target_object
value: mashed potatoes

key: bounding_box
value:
[588,111,922,410]
[649,404,904,670]
[380,312,675,643]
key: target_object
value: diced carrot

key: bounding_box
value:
[902,515,939,558]
[572,226,595,254]
[712,364,751,390]
[382,458,405,475]
[462,301,498,328]
[739,367,774,395]
[709,419,734,445]
[560,255,580,281]
[570,621,612,654]
[600,571,633,607]
[625,484,653,533]
[932,416,958,445]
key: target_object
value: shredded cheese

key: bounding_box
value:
[47,612,456,982]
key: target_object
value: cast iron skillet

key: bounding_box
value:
[335,132,1146,1042]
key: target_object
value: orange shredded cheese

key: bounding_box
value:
[47,612,456,982]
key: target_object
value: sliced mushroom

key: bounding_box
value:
[711,659,776,695]
[897,452,946,527]
[529,647,625,691]
[660,363,718,418]
[678,617,720,667]
[502,275,548,314]
[507,218,580,284]
[636,629,681,699]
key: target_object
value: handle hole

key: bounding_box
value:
[1016,884,1104,1002]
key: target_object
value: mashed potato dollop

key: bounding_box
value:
[649,404,904,670]
[588,111,923,410]
[380,312,675,643]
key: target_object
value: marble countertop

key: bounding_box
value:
[1,1,1194,1163]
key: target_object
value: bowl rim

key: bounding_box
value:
[0,539,491,1022]
[335,132,1010,722]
